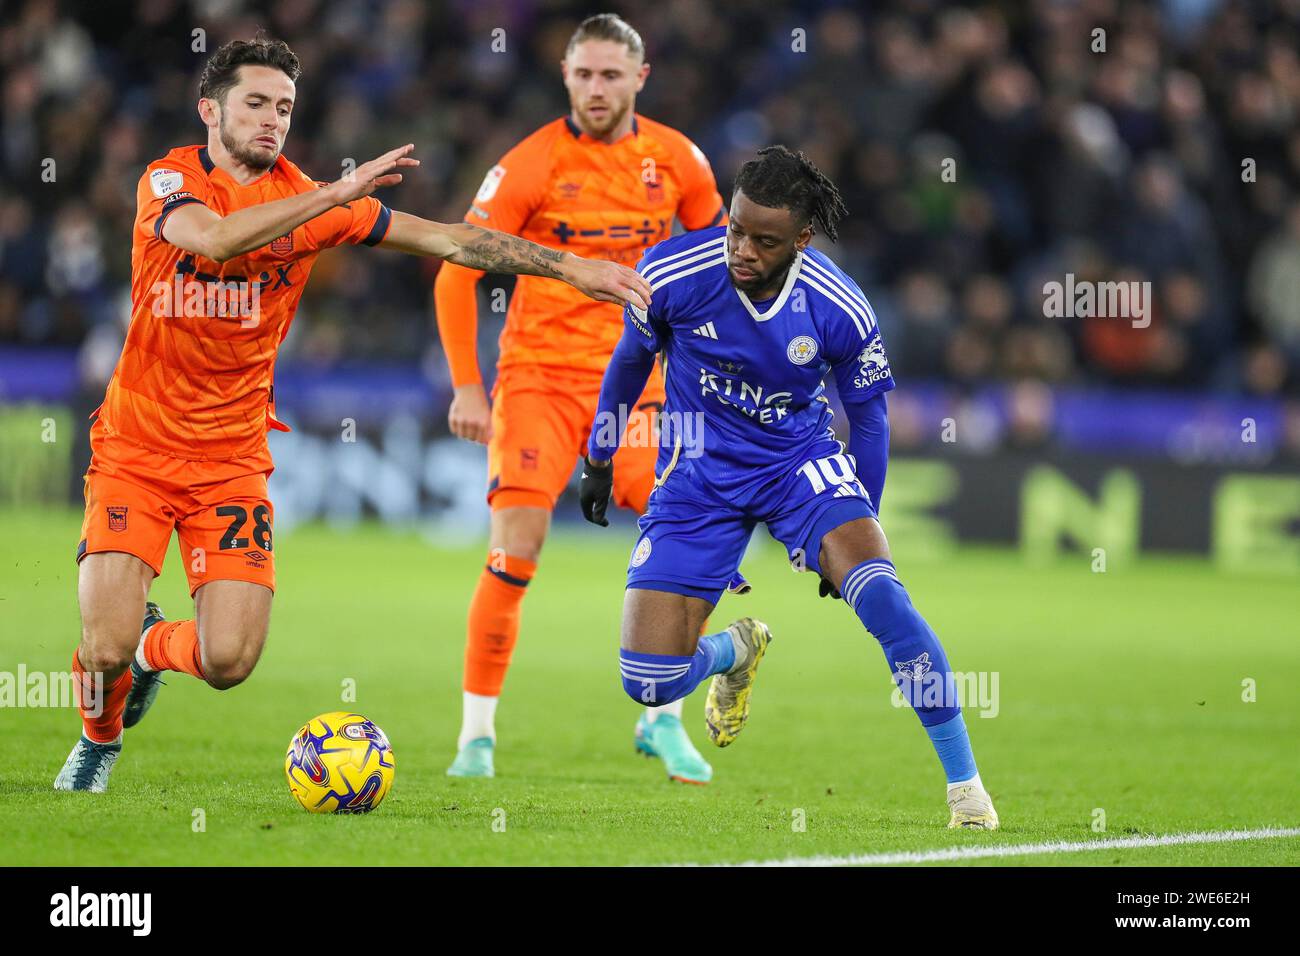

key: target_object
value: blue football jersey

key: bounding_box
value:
[623,226,894,491]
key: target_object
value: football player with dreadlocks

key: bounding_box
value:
[579,145,999,829]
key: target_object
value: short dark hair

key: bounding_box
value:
[199,34,301,104]
[565,13,645,59]
[734,145,849,241]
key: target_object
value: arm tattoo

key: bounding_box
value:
[449,224,567,278]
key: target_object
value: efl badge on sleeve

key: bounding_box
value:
[475,164,507,203]
[149,168,183,198]
[107,506,128,532]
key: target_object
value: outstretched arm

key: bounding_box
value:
[381,213,651,311]
[162,144,419,264]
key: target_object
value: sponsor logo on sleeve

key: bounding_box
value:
[853,335,893,388]
[149,168,184,198]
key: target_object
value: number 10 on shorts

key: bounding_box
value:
[797,454,868,500]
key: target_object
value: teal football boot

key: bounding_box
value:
[122,601,167,729]
[446,737,495,777]
[53,735,122,793]
[635,712,713,785]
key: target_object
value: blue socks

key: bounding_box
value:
[925,712,979,784]
[843,558,978,783]
[619,631,734,706]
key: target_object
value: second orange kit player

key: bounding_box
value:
[435,15,742,783]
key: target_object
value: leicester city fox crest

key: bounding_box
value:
[893,652,932,681]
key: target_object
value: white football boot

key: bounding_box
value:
[947,782,999,830]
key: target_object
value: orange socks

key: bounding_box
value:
[72,649,131,744]
[71,620,205,742]
[463,554,537,696]
[142,619,206,680]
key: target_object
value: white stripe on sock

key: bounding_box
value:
[845,566,900,607]
[134,631,156,673]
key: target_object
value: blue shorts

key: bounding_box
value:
[625,436,878,605]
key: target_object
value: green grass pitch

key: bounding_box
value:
[1,507,1297,866]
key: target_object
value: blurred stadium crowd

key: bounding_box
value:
[3,0,1300,409]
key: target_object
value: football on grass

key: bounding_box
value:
[285,711,395,813]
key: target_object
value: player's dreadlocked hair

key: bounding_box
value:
[733,145,849,241]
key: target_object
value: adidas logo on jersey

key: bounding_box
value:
[692,322,719,339]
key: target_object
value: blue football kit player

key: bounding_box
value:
[580,146,998,829]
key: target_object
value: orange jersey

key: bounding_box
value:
[437,114,725,383]
[98,145,392,466]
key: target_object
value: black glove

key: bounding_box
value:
[818,576,841,600]
[580,456,614,526]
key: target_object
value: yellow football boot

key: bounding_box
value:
[704,618,772,748]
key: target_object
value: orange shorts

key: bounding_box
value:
[77,420,276,595]
[488,364,665,514]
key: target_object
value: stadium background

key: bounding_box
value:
[0,0,1298,869]
[3,0,1299,566]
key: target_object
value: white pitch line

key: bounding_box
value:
[709,826,1300,867]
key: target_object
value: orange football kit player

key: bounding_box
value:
[55,35,651,793]
[435,15,742,784]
